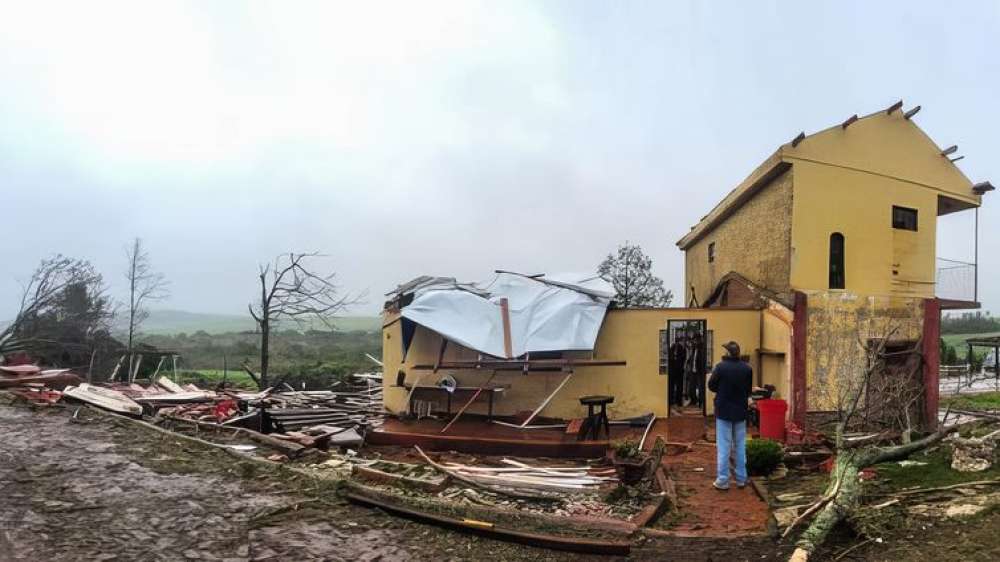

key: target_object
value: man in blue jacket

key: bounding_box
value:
[707,340,753,490]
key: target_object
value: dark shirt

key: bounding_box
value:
[668,342,687,372]
[707,356,753,422]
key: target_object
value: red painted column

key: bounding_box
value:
[791,291,808,427]
[923,298,941,429]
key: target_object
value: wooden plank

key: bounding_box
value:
[342,491,632,555]
[440,371,498,434]
[519,372,573,428]
[500,297,513,359]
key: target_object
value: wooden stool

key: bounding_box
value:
[579,395,614,440]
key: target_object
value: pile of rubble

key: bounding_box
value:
[0,360,384,456]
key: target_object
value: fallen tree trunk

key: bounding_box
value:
[789,424,962,562]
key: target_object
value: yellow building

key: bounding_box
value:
[678,103,992,425]
[381,103,992,430]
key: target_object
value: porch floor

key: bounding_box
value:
[369,414,772,538]
[368,416,648,457]
[647,415,772,537]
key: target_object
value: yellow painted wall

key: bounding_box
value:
[684,170,794,306]
[789,161,938,298]
[783,110,978,208]
[381,308,763,421]
[804,291,924,411]
[760,301,793,403]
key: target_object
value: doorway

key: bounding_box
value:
[665,319,709,417]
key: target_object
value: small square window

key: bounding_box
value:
[708,242,716,263]
[892,206,918,231]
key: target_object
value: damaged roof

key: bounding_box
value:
[390,271,614,358]
[676,103,983,250]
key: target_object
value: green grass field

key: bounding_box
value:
[941,391,1000,412]
[174,369,258,390]
[131,309,381,335]
[942,332,1000,359]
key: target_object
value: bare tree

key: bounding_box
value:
[247,252,362,389]
[785,326,972,561]
[1,255,109,357]
[598,242,673,307]
[124,238,169,378]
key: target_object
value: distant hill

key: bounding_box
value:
[123,309,381,335]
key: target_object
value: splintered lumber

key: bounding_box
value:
[441,371,498,434]
[342,490,631,555]
[519,372,573,428]
[414,445,556,500]
[157,376,186,393]
[162,415,306,457]
[638,414,656,450]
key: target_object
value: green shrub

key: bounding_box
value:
[746,438,783,476]
[613,439,641,459]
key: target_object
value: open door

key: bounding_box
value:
[666,319,709,416]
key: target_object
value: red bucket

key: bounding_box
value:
[757,399,788,442]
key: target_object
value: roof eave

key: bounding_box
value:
[676,150,790,250]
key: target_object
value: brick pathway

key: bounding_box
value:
[645,416,771,538]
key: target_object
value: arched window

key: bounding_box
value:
[829,232,845,289]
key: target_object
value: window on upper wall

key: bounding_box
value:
[708,242,715,263]
[892,206,918,231]
[829,232,845,289]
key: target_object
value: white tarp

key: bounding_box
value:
[396,272,614,358]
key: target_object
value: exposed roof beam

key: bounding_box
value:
[941,145,958,156]
[887,100,904,114]
[904,105,922,120]
[950,156,965,163]
[841,114,859,129]
[791,132,806,147]
[973,181,995,194]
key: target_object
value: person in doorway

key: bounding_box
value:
[684,333,704,408]
[668,335,687,412]
[707,340,753,490]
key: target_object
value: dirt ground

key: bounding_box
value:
[0,401,796,561]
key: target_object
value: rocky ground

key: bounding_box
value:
[0,399,797,561]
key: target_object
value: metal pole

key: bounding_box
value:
[975,207,979,302]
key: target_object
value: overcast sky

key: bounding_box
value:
[2,1,999,318]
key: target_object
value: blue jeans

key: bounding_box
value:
[715,418,748,487]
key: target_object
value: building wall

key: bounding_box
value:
[760,301,793,403]
[382,308,763,421]
[803,291,924,412]
[684,169,793,307]
[789,160,938,298]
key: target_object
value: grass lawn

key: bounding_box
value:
[874,444,1000,490]
[174,369,258,390]
[942,332,1000,359]
[941,391,1000,412]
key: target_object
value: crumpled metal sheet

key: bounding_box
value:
[398,272,613,357]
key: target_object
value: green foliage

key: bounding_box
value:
[874,444,1000,490]
[124,309,380,336]
[613,439,641,459]
[746,438,783,476]
[942,391,1000,412]
[142,329,380,390]
[942,311,1000,335]
[969,349,986,373]
[940,338,960,365]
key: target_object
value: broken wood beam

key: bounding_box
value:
[342,490,631,555]
[413,359,626,371]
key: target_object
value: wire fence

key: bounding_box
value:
[936,257,976,302]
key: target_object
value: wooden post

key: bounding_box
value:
[500,297,513,359]
[922,299,940,428]
[87,349,96,383]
